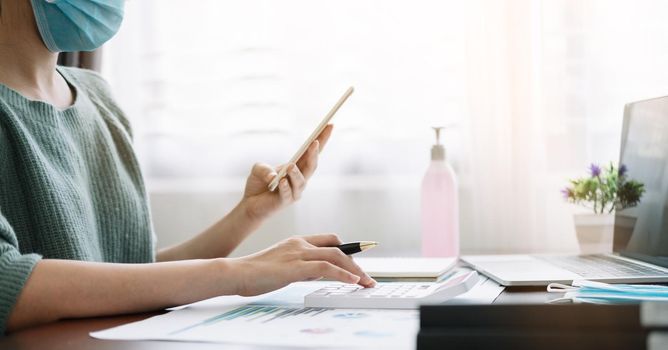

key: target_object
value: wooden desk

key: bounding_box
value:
[0,287,552,350]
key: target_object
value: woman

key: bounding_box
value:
[0,0,375,334]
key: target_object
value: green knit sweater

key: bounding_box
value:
[0,66,155,334]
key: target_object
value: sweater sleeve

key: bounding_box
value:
[0,212,42,335]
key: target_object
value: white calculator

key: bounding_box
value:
[304,271,479,309]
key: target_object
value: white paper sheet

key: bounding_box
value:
[90,269,504,348]
[91,282,418,349]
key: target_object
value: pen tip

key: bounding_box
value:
[360,241,378,251]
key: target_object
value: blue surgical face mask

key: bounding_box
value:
[547,280,668,304]
[31,0,125,53]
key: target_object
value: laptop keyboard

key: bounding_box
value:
[537,254,667,278]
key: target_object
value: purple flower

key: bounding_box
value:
[618,164,628,177]
[589,164,601,177]
[561,187,573,199]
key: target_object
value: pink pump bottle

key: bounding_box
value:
[421,127,459,257]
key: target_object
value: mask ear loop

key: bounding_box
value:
[546,283,579,304]
[547,296,574,304]
[547,283,579,293]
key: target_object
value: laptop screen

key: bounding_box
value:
[616,96,668,268]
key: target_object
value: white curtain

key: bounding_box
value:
[103,0,668,256]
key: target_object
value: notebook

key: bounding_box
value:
[354,257,458,282]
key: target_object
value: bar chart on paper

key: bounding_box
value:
[171,305,333,333]
[169,303,419,347]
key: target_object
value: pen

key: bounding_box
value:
[337,241,378,255]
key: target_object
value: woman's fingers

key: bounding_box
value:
[255,163,278,184]
[303,247,376,287]
[277,178,293,203]
[316,124,333,151]
[296,140,319,180]
[303,261,360,284]
[237,234,377,296]
[281,124,333,195]
[266,124,333,198]
[297,124,332,180]
[286,163,306,200]
[247,163,278,188]
[300,233,342,247]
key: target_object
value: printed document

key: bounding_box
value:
[91,270,503,348]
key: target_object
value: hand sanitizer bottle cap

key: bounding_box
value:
[431,127,446,161]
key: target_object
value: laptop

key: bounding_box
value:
[462,95,668,286]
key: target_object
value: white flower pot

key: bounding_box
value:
[573,214,636,254]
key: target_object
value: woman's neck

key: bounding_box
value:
[0,0,74,109]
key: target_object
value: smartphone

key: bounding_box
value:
[268,86,354,191]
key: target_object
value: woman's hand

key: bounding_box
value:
[241,124,333,222]
[229,233,376,296]
[156,125,334,262]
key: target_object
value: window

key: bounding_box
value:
[103,0,668,255]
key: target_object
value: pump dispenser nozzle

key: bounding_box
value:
[431,127,446,161]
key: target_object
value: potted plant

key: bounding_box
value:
[562,163,645,254]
